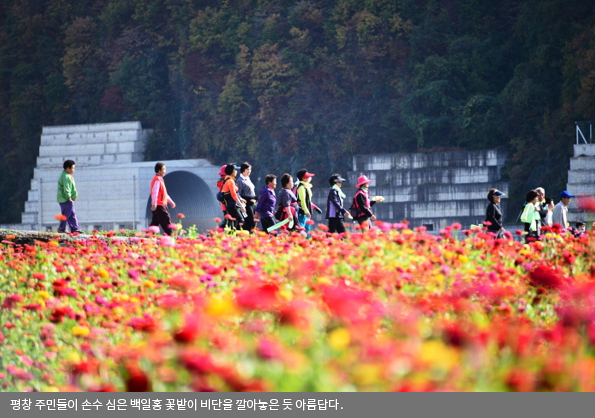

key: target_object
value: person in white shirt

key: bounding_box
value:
[552,190,574,230]
[235,162,257,232]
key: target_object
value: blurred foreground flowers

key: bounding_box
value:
[1,224,595,391]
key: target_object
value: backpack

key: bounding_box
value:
[216,178,231,203]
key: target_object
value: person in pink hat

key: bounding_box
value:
[350,175,377,230]
[216,165,228,228]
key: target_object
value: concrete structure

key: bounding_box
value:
[566,143,595,224]
[6,122,221,232]
[313,150,509,230]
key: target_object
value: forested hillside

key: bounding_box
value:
[1,0,594,222]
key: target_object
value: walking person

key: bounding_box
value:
[326,174,352,234]
[351,175,377,230]
[150,162,176,235]
[236,162,257,232]
[543,197,554,227]
[485,188,505,238]
[552,191,574,230]
[220,164,246,231]
[216,165,228,229]
[255,174,277,234]
[295,169,322,234]
[535,187,553,228]
[57,159,80,233]
[275,173,302,233]
[520,190,540,242]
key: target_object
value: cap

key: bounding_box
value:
[493,190,505,197]
[334,176,346,183]
[302,172,315,179]
[560,191,575,199]
[218,165,226,176]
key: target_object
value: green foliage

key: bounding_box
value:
[0,0,594,222]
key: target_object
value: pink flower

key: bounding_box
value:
[128,269,140,280]
[148,226,160,234]
[177,213,185,219]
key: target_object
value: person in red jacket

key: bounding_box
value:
[351,175,377,230]
[215,165,228,228]
[150,162,176,235]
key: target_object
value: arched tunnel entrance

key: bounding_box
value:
[145,171,219,233]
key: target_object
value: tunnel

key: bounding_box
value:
[145,170,219,233]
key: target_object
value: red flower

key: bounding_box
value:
[214,217,222,223]
[49,306,74,323]
[128,314,158,333]
[235,283,280,311]
[578,195,595,212]
[177,213,185,219]
[2,294,23,309]
[306,220,315,225]
[179,350,214,375]
[89,385,118,392]
[125,363,151,392]
[529,265,564,290]
[173,314,201,343]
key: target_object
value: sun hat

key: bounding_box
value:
[302,172,315,179]
[218,165,226,176]
[356,175,373,188]
[334,176,346,183]
[493,190,505,197]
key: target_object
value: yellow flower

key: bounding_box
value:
[279,289,292,301]
[143,280,155,289]
[97,268,109,279]
[317,277,332,285]
[112,307,124,317]
[419,340,459,371]
[38,290,50,300]
[43,386,60,392]
[353,364,382,386]
[67,352,81,363]
[71,326,90,337]
[205,296,237,317]
[328,328,350,351]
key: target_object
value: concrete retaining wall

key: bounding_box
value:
[314,149,508,230]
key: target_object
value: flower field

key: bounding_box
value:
[1,223,595,392]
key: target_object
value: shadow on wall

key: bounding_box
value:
[145,171,219,233]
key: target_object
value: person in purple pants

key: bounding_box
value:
[57,159,79,233]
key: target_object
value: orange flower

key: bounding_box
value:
[55,214,67,221]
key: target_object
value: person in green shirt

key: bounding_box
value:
[57,159,79,233]
[520,190,540,243]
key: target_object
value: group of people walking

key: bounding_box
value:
[215,163,382,235]
[57,159,588,240]
[485,186,584,242]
